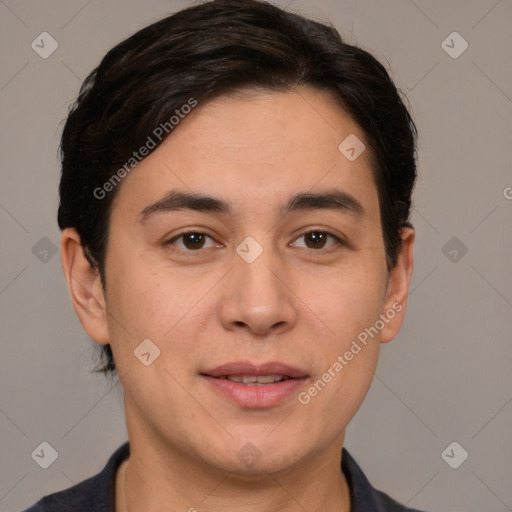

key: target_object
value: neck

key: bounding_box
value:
[115,437,351,512]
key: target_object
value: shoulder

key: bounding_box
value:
[21,473,99,512]
[21,442,130,512]
[341,448,431,512]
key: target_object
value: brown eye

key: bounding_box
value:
[291,231,344,251]
[167,232,216,251]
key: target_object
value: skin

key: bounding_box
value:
[61,86,414,511]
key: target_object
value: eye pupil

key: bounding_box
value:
[184,233,205,249]
[306,232,327,249]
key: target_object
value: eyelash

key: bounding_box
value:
[165,230,346,253]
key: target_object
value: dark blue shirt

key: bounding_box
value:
[22,442,428,511]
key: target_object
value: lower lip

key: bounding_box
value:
[202,376,308,408]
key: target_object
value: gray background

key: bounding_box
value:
[1,0,511,511]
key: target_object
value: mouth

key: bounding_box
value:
[200,361,309,408]
[215,374,292,385]
[202,361,308,379]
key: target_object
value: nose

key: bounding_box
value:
[219,239,298,337]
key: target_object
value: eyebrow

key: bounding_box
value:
[138,188,365,223]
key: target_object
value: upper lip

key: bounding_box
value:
[202,361,308,379]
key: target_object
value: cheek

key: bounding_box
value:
[101,253,165,360]
[300,259,387,344]
[294,258,385,406]
[103,254,216,365]
[297,267,384,432]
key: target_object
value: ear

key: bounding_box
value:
[61,228,110,345]
[380,227,415,344]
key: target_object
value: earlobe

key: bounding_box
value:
[61,228,110,345]
[380,227,415,344]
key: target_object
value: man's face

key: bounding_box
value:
[86,88,408,473]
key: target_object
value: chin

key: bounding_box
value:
[217,434,307,476]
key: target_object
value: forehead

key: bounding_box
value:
[109,87,380,224]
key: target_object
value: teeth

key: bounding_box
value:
[225,375,288,384]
